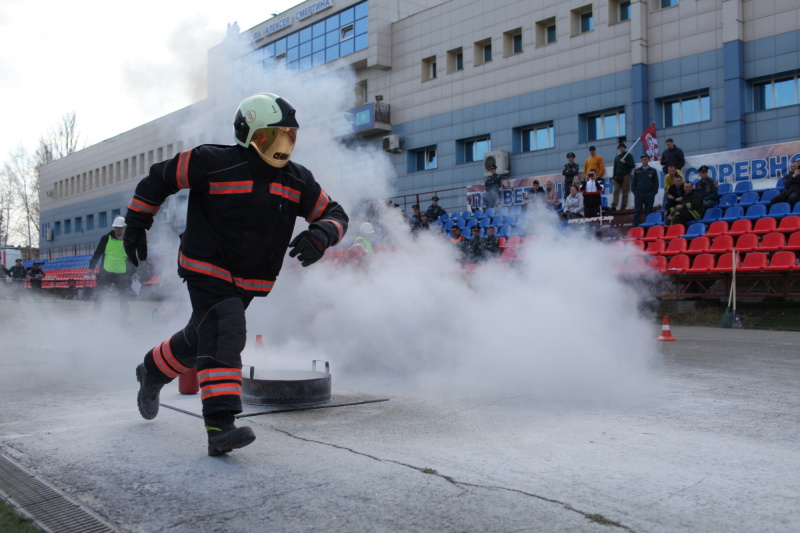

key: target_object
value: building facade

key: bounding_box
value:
[39,0,800,256]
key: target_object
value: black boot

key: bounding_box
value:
[136,363,164,420]
[205,414,256,457]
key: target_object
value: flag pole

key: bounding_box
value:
[623,136,641,161]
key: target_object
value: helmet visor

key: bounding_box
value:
[250,127,298,167]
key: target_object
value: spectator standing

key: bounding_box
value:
[7,258,27,301]
[696,165,718,209]
[770,160,800,207]
[484,165,503,208]
[562,186,584,219]
[28,261,46,299]
[611,142,635,211]
[663,164,685,192]
[562,152,580,199]
[661,138,686,173]
[580,171,604,218]
[665,181,705,226]
[426,195,446,222]
[583,146,606,180]
[88,216,138,322]
[631,154,659,227]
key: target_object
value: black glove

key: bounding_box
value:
[123,226,148,267]
[288,228,329,267]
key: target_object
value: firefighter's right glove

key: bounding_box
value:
[288,228,329,267]
[124,227,148,267]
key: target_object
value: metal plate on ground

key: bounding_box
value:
[241,369,331,407]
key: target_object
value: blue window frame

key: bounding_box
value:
[754,75,799,111]
[86,214,94,231]
[462,136,491,163]
[587,109,626,141]
[413,147,437,171]
[664,92,710,127]
[521,123,555,152]
[99,212,107,228]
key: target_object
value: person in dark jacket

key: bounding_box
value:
[88,216,137,319]
[696,165,719,208]
[664,174,687,212]
[124,93,349,456]
[484,165,503,208]
[770,160,800,207]
[611,143,635,211]
[661,138,686,173]
[426,196,446,221]
[666,181,705,226]
[7,259,27,302]
[562,152,580,199]
[631,154,660,227]
[27,261,46,298]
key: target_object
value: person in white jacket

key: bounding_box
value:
[562,186,584,219]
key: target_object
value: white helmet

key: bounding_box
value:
[234,93,299,168]
[359,222,375,235]
[112,216,127,228]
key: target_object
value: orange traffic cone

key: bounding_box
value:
[656,316,676,341]
[255,334,264,350]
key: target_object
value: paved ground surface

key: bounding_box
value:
[1,298,799,533]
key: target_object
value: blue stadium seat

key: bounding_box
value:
[793,203,800,216]
[442,221,453,231]
[737,191,759,207]
[734,181,753,194]
[601,196,608,207]
[479,217,491,228]
[742,203,767,221]
[698,207,722,224]
[640,212,663,229]
[437,213,450,223]
[496,206,509,217]
[483,208,496,218]
[509,205,522,216]
[720,205,744,222]
[717,183,733,195]
[465,218,478,228]
[472,209,484,218]
[768,202,791,219]
[717,193,738,208]
[455,219,467,229]
[759,189,780,204]
[681,223,707,239]
[491,216,504,226]
[496,225,510,237]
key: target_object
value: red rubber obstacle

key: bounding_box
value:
[656,316,676,341]
[179,367,199,394]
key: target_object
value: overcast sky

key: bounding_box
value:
[0,0,301,162]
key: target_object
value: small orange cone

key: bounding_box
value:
[255,334,264,350]
[656,315,676,341]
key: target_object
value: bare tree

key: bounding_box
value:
[35,110,84,164]
[3,146,39,248]
[0,168,17,246]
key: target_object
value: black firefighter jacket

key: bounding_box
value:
[125,144,349,296]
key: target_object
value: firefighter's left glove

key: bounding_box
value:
[289,228,329,267]
[124,227,148,267]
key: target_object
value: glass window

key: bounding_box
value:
[54,221,61,236]
[620,1,631,21]
[99,212,107,227]
[86,214,94,231]
[326,30,339,48]
[340,39,355,56]
[457,52,463,70]
[588,109,626,141]
[287,33,298,48]
[355,34,368,51]
[313,35,326,52]
[313,51,326,66]
[414,147,437,171]
[326,45,340,62]
[355,1,368,20]
[64,220,71,234]
[287,47,299,62]
[112,209,120,219]
[484,43,492,63]
[663,93,710,127]
[513,33,522,54]
[340,7,355,24]
[299,56,312,72]
[522,123,555,152]
[580,12,594,33]
[341,24,354,40]
[661,0,678,7]
[299,41,312,57]
[355,18,368,36]
[464,137,491,163]
[313,21,326,38]
[547,24,556,43]
[275,39,287,54]
[326,14,339,32]
[75,217,82,233]
[299,27,312,43]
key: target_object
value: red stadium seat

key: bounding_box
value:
[727,219,752,237]
[711,252,740,273]
[785,232,800,251]
[687,254,715,274]
[758,232,786,252]
[734,233,759,253]
[705,220,729,237]
[709,235,734,255]
[663,238,688,256]
[663,224,686,240]
[505,236,522,248]
[751,217,777,235]
[648,255,667,273]
[498,237,507,249]
[645,239,666,255]
[738,252,767,272]
[622,227,645,241]
[500,248,517,261]
[622,256,648,275]
[686,236,710,255]
[777,216,800,234]
[764,251,798,271]
[666,254,690,273]
[642,225,666,242]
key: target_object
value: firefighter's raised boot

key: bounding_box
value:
[136,363,164,420]
[206,414,256,456]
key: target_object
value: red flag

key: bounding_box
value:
[640,123,660,161]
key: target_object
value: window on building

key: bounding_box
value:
[503,28,523,57]
[447,48,464,73]
[99,212,107,228]
[621,1,631,20]
[663,92,710,127]
[571,5,594,36]
[54,221,61,236]
[586,109,626,141]
[521,123,555,152]
[461,136,491,163]
[536,17,557,46]
[660,0,678,8]
[474,39,492,66]
[74,217,82,233]
[340,24,354,41]
[413,147,438,171]
[547,24,557,43]
[754,75,799,111]
[421,56,437,82]
[609,0,631,24]
[64,220,71,234]
[112,209,120,220]
[86,214,94,231]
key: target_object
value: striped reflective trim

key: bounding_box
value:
[209,180,254,194]
[270,183,301,203]
[233,277,274,293]
[318,218,345,245]
[153,338,190,378]
[307,190,330,222]
[128,197,161,216]
[178,252,233,283]
[153,342,179,379]
[200,383,242,400]
[197,368,243,383]
[176,151,191,190]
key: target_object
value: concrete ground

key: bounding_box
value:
[1,297,799,533]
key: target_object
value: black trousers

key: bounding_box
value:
[143,275,255,417]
